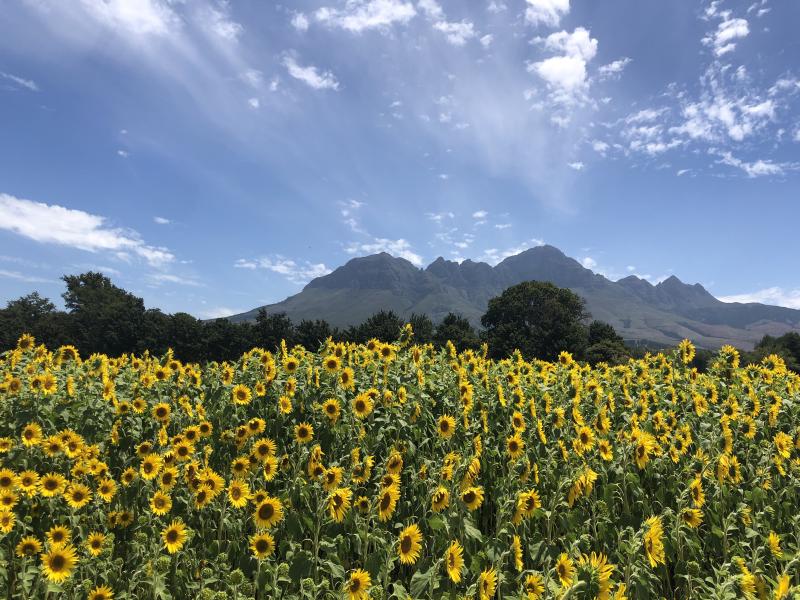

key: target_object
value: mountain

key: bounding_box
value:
[228,245,800,349]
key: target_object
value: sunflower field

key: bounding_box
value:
[0,329,799,600]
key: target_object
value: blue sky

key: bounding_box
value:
[1,0,799,318]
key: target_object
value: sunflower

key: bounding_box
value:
[0,509,15,533]
[681,508,703,528]
[397,523,423,565]
[21,422,43,447]
[250,531,275,559]
[294,422,314,444]
[0,489,17,510]
[352,394,374,419]
[633,431,656,469]
[322,398,341,422]
[769,531,783,559]
[327,487,353,523]
[576,552,614,599]
[525,573,545,599]
[140,454,162,480]
[150,491,172,516]
[17,471,39,497]
[478,567,497,600]
[555,553,574,587]
[279,396,293,414]
[322,354,341,373]
[512,534,523,572]
[16,535,42,557]
[461,486,484,511]
[159,467,178,489]
[228,480,250,508]
[507,432,525,460]
[252,437,277,461]
[121,468,137,487]
[152,402,171,423]
[356,495,370,514]
[431,486,450,513]
[689,476,704,507]
[97,478,117,502]
[47,525,71,548]
[643,516,665,568]
[254,496,284,529]
[64,482,92,509]
[444,540,464,583]
[87,585,114,600]
[194,485,213,510]
[437,415,456,439]
[345,569,371,600]
[574,425,595,454]
[86,532,106,557]
[162,520,188,554]
[232,384,252,405]
[598,439,613,462]
[41,544,78,583]
[262,455,278,481]
[376,484,400,522]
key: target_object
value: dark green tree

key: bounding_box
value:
[433,313,480,352]
[347,310,405,344]
[61,272,146,356]
[295,319,336,351]
[408,313,435,345]
[584,320,630,365]
[252,309,296,350]
[0,292,57,349]
[481,281,589,361]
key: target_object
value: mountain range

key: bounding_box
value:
[228,245,800,349]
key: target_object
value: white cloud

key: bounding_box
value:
[147,272,201,286]
[567,161,584,170]
[717,151,788,177]
[541,27,597,61]
[0,71,39,91]
[598,57,631,79]
[282,55,340,90]
[248,97,260,109]
[345,238,423,266]
[705,17,749,56]
[153,216,170,225]
[0,193,175,267]
[426,211,455,223]
[529,28,598,104]
[240,69,262,88]
[198,306,241,319]
[199,5,243,41]
[480,34,493,48]
[677,168,691,176]
[592,140,609,154]
[117,149,129,157]
[494,223,511,229]
[235,256,331,284]
[487,1,507,14]
[339,199,366,233]
[525,0,569,27]
[0,269,54,284]
[291,12,310,32]
[794,129,800,142]
[718,287,800,309]
[433,20,477,46]
[479,238,545,265]
[472,210,488,219]
[580,256,597,269]
[77,0,179,36]
[315,0,416,33]
[438,173,450,180]
[418,0,444,20]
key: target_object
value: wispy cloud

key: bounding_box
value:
[0,192,174,267]
[235,256,331,284]
[282,54,340,90]
[525,0,570,28]
[479,238,545,265]
[0,71,39,91]
[345,238,423,266]
[314,0,416,33]
[0,269,55,284]
[718,287,800,309]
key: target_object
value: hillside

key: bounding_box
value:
[228,245,800,349]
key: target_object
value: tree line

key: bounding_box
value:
[1,271,796,370]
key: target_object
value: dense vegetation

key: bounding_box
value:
[2,272,798,372]
[0,332,798,599]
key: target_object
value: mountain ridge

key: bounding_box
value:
[228,245,800,350]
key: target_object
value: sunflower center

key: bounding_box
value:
[256,539,268,552]
[50,554,66,570]
[259,503,274,520]
[400,536,412,553]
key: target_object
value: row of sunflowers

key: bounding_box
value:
[0,330,798,599]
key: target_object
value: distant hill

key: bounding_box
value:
[228,245,800,349]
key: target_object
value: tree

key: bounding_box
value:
[433,313,480,352]
[61,272,146,356]
[481,281,590,361]
[295,319,336,351]
[584,320,630,365]
[408,313,435,345]
[252,309,295,350]
[0,292,57,349]
[347,310,405,344]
